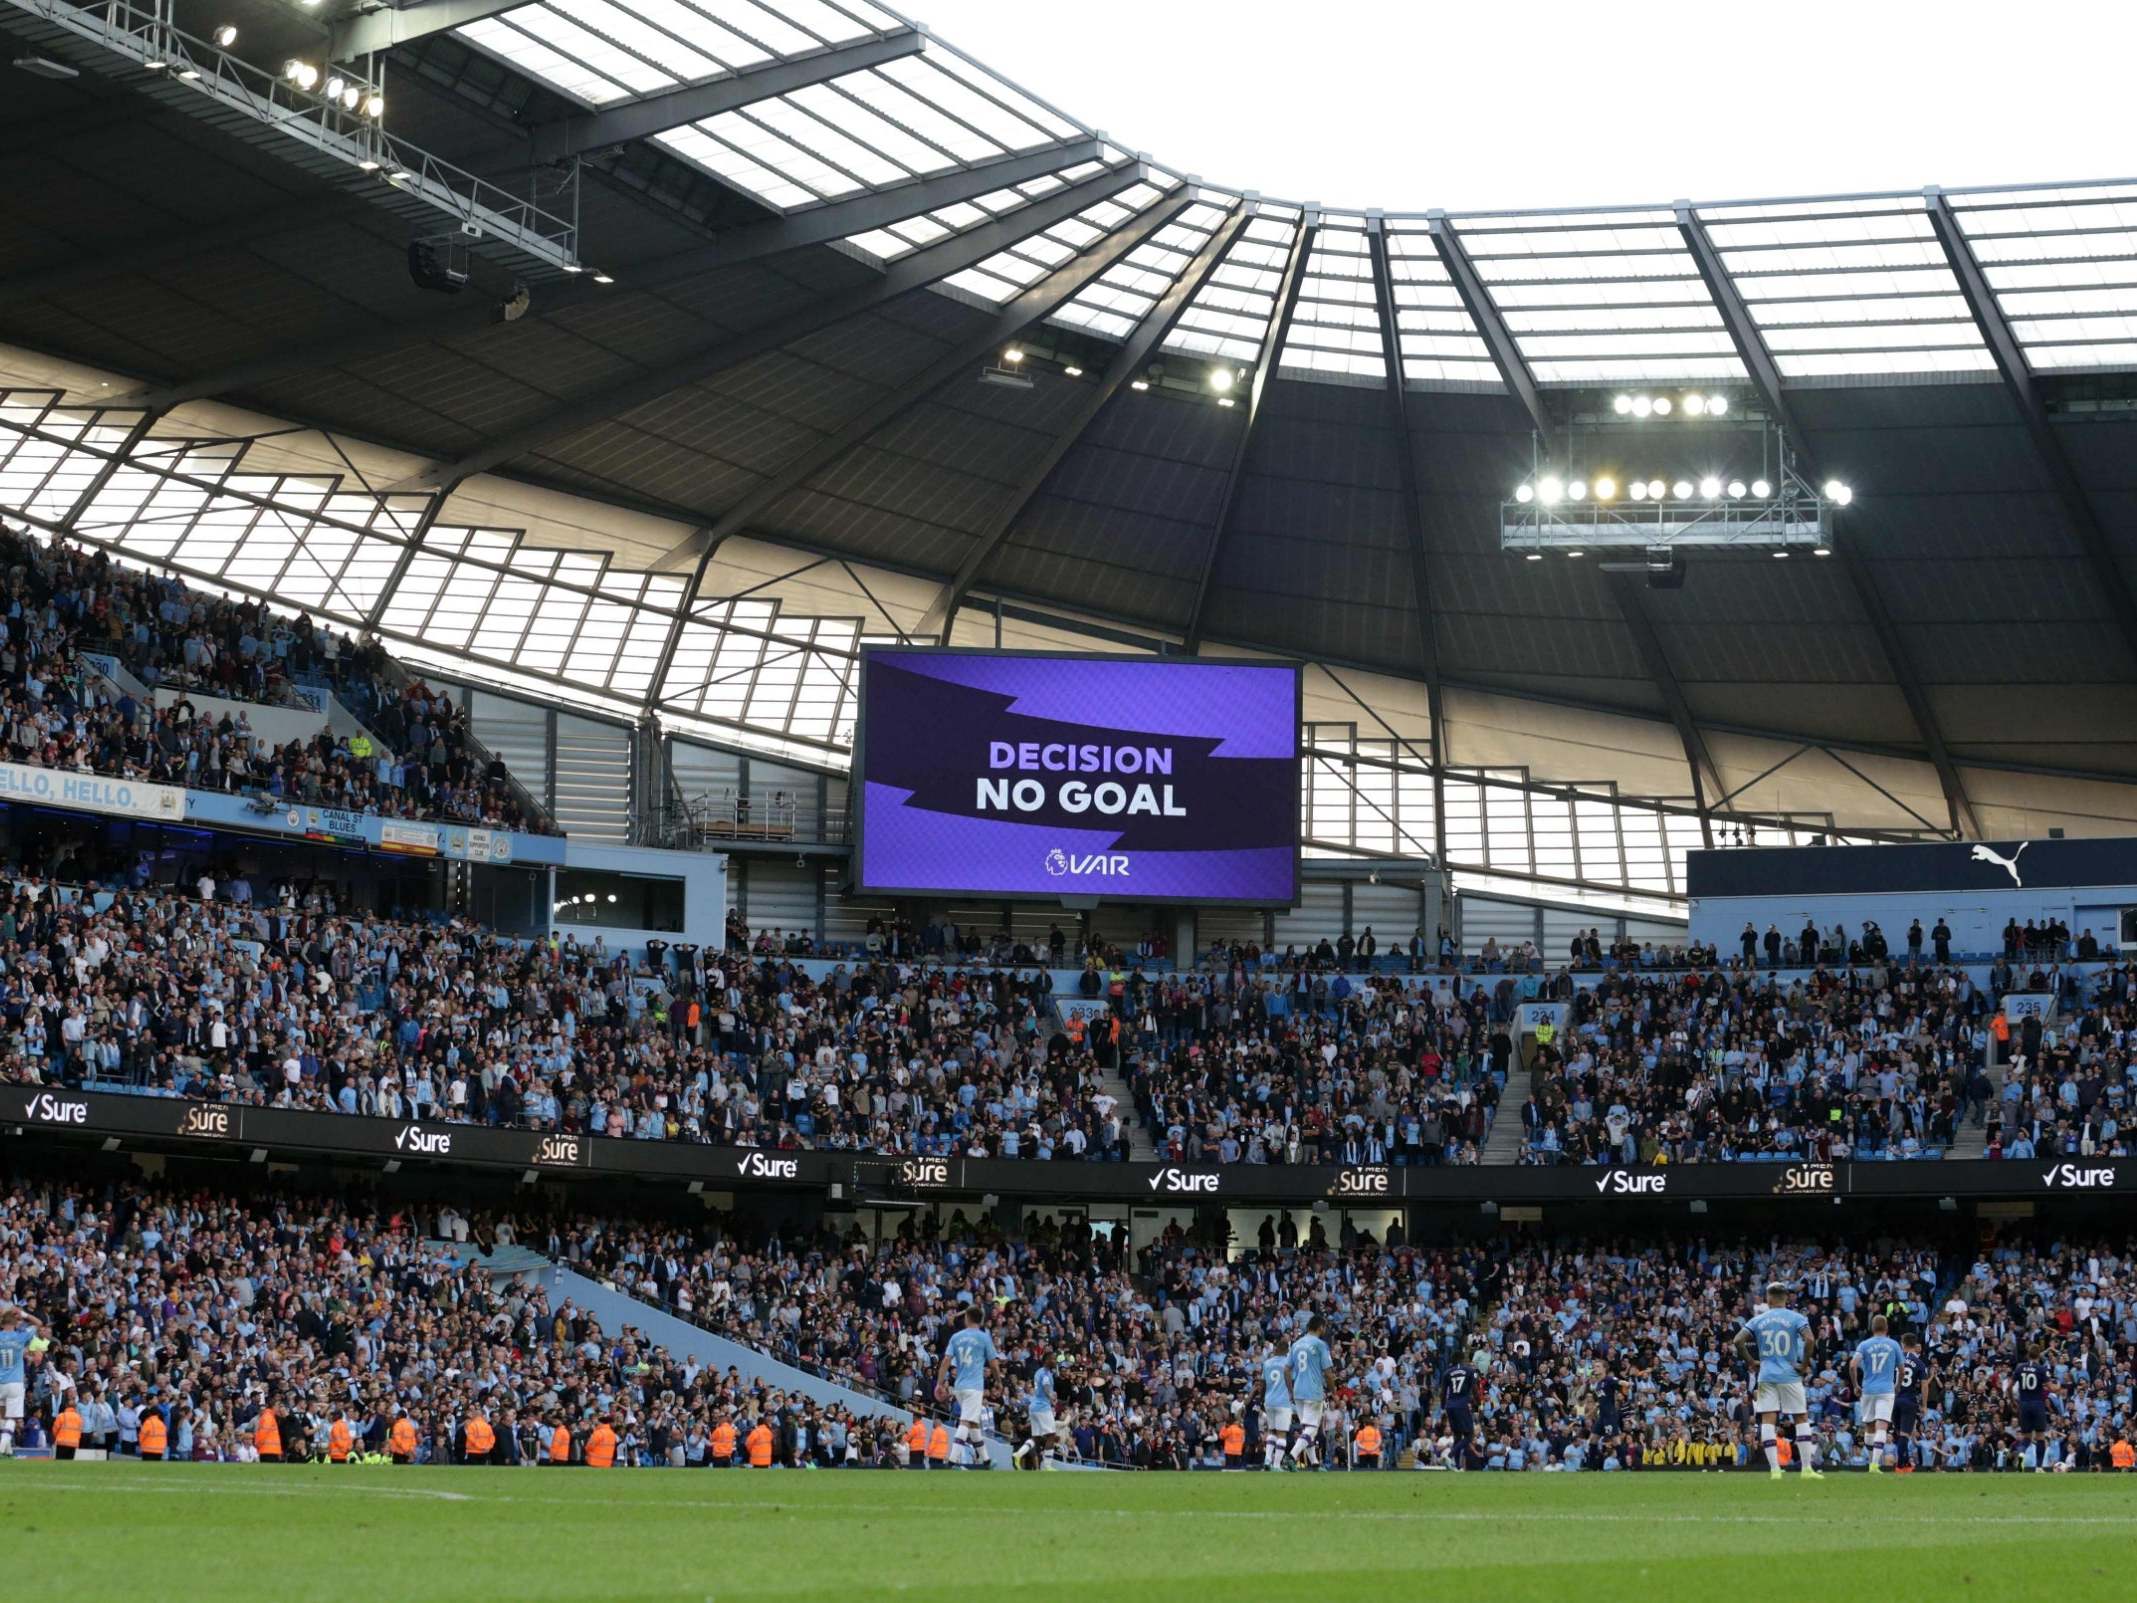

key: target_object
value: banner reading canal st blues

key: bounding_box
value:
[855,649,1301,904]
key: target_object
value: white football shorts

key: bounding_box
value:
[1861,1394,1894,1425]
[1264,1407,1293,1434]
[0,1381,23,1422]
[1297,1400,1325,1430]
[955,1387,985,1426]
[1754,1381,1807,1416]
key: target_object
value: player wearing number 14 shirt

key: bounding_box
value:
[1733,1280,1823,1481]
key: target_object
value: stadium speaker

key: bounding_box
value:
[407,238,468,294]
[1645,551,1685,590]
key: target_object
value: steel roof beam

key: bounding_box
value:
[396,162,1150,492]
[1923,186,2137,672]
[1182,208,1316,652]
[637,187,1203,705]
[517,32,923,164]
[1365,213,1448,861]
[1675,201,1981,840]
[1426,211,1549,441]
[918,200,1257,643]
[130,140,1110,412]
[331,0,540,58]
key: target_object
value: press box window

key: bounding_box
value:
[552,869,683,932]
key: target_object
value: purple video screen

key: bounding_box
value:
[855,650,1301,904]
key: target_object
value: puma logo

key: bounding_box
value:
[1970,842,2028,888]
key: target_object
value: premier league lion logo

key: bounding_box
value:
[1044,849,1070,877]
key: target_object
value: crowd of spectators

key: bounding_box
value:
[0,523,551,833]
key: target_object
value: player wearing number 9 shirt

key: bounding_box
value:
[1733,1280,1823,1481]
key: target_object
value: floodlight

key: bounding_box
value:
[1565,549,1584,558]
[1209,367,1234,393]
[1062,365,1083,377]
[1002,347,1024,364]
[1613,394,1633,415]
[1707,395,1728,416]
[1699,477,1721,499]
[365,94,384,117]
[1773,550,1789,560]
[1683,394,1707,416]
[1567,480,1587,501]
[1525,552,1543,562]
[591,271,615,285]
[1751,478,1771,498]
[1514,484,1534,504]
[1834,485,1853,506]
[1672,480,1693,500]
[1645,479,1665,499]
[1538,477,1563,504]
[1628,480,1648,501]
[1813,546,1831,557]
[1727,480,1746,498]
[1593,476,1616,500]
[1631,396,1653,418]
[1129,378,1149,392]
[1217,396,1235,408]
[214,24,237,45]
[1652,397,1673,416]
[325,75,344,99]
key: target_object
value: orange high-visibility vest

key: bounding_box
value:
[55,1406,83,1448]
[906,1419,927,1457]
[2111,1440,2134,1469]
[328,1419,353,1462]
[711,1422,737,1462]
[1354,1424,1382,1457]
[746,1424,774,1468]
[1220,1422,1245,1456]
[139,1412,168,1456]
[465,1417,496,1457]
[1992,1013,2011,1043]
[585,1424,617,1468]
[254,1410,282,1457]
[928,1423,950,1462]
[389,1418,417,1457]
[1776,1438,1794,1466]
[550,1426,573,1464]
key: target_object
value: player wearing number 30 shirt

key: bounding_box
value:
[1733,1281,1823,1482]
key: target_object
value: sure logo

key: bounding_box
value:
[394,1126,451,1155]
[1772,1164,1836,1195]
[736,1151,800,1180]
[1331,1168,1392,1196]
[25,1092,88,1125]
[899,1158,951,1188]
[1147,1167,1219,1194]
[178,1105,232,1139]
[1594,1171,1667,1195]
[535,1135,582,1166]
[2040,1163,2117,1190]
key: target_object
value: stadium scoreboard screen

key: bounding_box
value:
[854,648,1302,904]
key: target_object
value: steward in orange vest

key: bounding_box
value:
[905,1417,928,1468]
[585,1419,618,1468]
[548,1423,574,1466]
[927,1422,950,1464]
[138,1409,168,1462]
[54,1404,83,1459]
[711,1419,738,1466]
[463,1413,497,1464]
[1353,1423,1383,1467]
[254,1406,283,1462]
[388,1414,418,1464]
[746,1421,774,1468]
[328,1418,353,1463]
[1220,1421,1246,1466]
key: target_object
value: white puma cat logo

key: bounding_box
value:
[1970,842,2028,888]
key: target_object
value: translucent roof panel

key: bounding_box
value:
[841,155,1118,265]
[1382,229,1500,385]
[1046,198,1235,343]
[459,0,905,109]
[940,175,1179,306]
[1696,194,1994,378]
[653,46,1074,212]
[1160,207,1299,367]
[1449,209,1745,384]
[1947,182,2137,372]
[1276,223,1386,382]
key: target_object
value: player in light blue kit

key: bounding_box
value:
[0,1302,45,1458]
[935,1306,999,1469]
[1285,1313,1335,1469]
[1014,1357,1060,1469]
[1259,1341,1294,1471]
[1734,1280,1822,1480]
[1850,1313,1903,1474]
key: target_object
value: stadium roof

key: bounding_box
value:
[4,0,2137,849]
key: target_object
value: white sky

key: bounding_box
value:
[912,0,2131,213]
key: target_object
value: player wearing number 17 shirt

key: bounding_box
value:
[1441,1360,1478,1461]
[1733,1280,1823,1481]
[1850,1313,1903,1473]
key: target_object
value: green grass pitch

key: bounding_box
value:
[7,1460,2131,1602]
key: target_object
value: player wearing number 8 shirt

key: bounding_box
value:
[1850,1314,1902,1473]
[1441,1359,1478,1461]
[1733,1280,1822,1481]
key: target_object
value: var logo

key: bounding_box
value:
[1147,1167,1219,1194]
[1046,850,1130,878]
[535,1135,581,1166]
[25,1093,88,1125]
[2040,1163,2117,1190]
[736,1151,800,1180]
[1772,1164,1836,1195]
[1594,1171,1667,1195]
[899,1158,951,1188]
[394,1126,452,1155]
[178,1105,232,1139]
